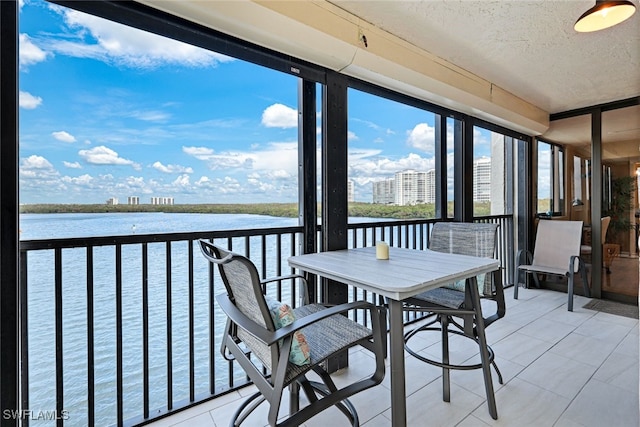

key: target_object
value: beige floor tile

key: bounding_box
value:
[474,378,570,426]
[517,351,597,399]
[558,379,640,427]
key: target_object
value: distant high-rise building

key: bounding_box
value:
[347,180,355,203]
[395,169,428,206]
[128,196,139,205]
[371,161,493,207]
[150,197,174,205]
[106,197,119,205]
[473,157,492,202]
[373,178,395,204]
[425,169,436,203]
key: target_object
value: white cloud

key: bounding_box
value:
[78,145,140,170]
[172,174,191,187]
[348,131,359,141]
[349,150,434,181]
[21,155,54,170]
[19,33,49,69]
[124,176,146,188]
[128,110,171,122]
[19,91,43,109]
[261,104,297,128]
[216,176,242,193]
[183,146,214,158]
[267,170,292,180]
[19,155,60,183]
[406,123,435,152]
[184,142,298,175]
[44,6,233,69]
[152,161,193,174]
[61,174,93,185]
[63,161,82,169]
[195,176,210,184]
[52,130,76,143]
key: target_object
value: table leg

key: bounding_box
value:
[388,299,407,427]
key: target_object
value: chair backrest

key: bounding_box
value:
[601,216,611,243]
[428,222,499,295]
[198,240,277,367]
[531,220,583,271]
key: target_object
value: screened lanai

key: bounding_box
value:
[1,1,638,426]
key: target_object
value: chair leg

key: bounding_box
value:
[441,314,450,403]
[289,382,300,415]
[378,295,388,359]
[567,271,575,312]
[468,279,498,420]
[230,392,266,427]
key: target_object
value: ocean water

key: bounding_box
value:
[19,212,298,240]
[19,213,299,426]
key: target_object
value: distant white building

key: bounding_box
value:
[425,169,436,203]
[473,157,492,202]
[128,196,139,205]
[347,180,355,203]
[372,162,493,206]
[150,197,174,205]
[373,178,395,204]
[106,197,119,205]
[395,170,428,206]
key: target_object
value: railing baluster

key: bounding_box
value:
[115,244,123,426]
[188,240,195,402]
[86,246,95,426]
[142,243,149,419]
[208,238,216,395]
[54,248,64,427]
[166,241,173,411]
[19,251,29,427]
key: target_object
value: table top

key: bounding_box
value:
[288,246,499,301]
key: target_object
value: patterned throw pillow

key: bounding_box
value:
[265,296,311,366]
[447,274,486,293]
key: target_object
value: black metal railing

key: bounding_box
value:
[18,215,514,427]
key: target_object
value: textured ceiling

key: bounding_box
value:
[330,0,640,114]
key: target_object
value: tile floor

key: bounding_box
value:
[151,288,639,427]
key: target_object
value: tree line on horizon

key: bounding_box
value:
[20,202,491,219]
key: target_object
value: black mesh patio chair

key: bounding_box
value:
[403,222,505,420]
[199,240,385,427]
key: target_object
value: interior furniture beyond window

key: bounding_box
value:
[199,240,385,427]
[403,222,505,420]
[514,220,590,311]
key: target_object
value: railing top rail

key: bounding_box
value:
[19,225,304,251]
[346,218,436,229]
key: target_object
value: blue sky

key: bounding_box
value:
[19,0,492,204]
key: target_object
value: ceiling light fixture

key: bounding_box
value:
[574,0,637,32]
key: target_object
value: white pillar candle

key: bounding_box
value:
[376,241,389,260]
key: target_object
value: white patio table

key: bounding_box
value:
[288,246,500,427]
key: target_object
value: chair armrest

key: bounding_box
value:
[269,301,378,345]
[516,249,533,268]
[217,294,377,347]
[260,273,307,286]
